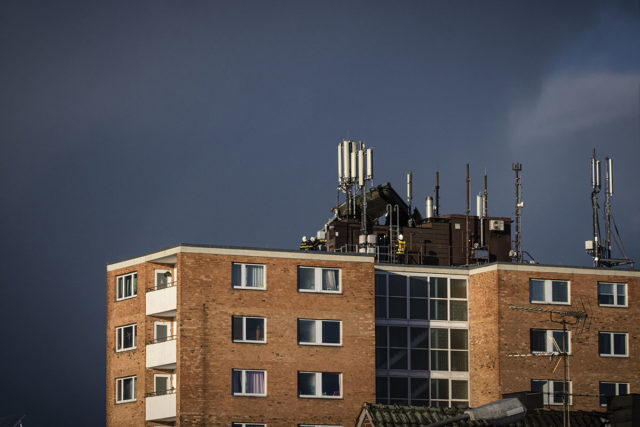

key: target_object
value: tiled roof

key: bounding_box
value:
[360,403,608,427]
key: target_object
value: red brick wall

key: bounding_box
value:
[176,252,375,426]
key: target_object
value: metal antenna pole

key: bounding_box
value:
[465,164,470,265]
[604,157,612,260]
[512,163,522,263]
[435,171,440,218]
[590,149,601,267]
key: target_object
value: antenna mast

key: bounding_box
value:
[512,163,523,263]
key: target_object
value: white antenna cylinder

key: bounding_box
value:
[366,148,373,179]
[426,196,433,219]
[607,157,613,195]
[343,141,350,179]
[476,194,482,217]
[350,150,357,179]
[407,171,412,204]
[596,160,601,188]
[338,143,343,181]
[358,149,364,186]
[590,158,595,188]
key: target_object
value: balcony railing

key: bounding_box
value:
[148,335,176,345]
[146,280,178,293]
[145,387,176,398]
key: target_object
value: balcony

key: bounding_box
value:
[146,281,177,317]
[145,390,176,422]
[146,337,176,369]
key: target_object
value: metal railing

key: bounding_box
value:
[146,280,178,293]
[145,387,176,398]
[148,335,177,345]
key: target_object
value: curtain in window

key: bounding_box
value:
[323,269,338,291]
[246,265,264,287]
[246,371,265,394]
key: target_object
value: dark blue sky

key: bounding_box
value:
[1,1,638,425]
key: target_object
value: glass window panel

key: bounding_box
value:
[449,300,467,321]
[123,326,133,348]
[245,371,264,394]
[617,284,626,305]
[410,350,428,370]
[298,373,316,396]
[410,328,429,349]
[232,371,242,393]
[599,333,611,355]
[155,324,168,341]
[376,376,388,400]
[430,350,448,371]
[389,274,407,296]
[389,349,408,370]
[614,334,626,355]
[410,298,428,320]
[598,283,614,305]
[431,379,448,400]
[375,274,387,295]
[430,329,448,349]
[322,321,340,344]
[431,400,448,408]
[389,327,407,347]
[451,351,468,371]
[450,329,468,350]
[232,264,242,287]
[552,281,568,302]
[246,265,264,287]
[530,329,546,352]
[619,383,628,395]
[298,320,316,343]
[322,269,339,291]
[297,267,315,290]
[132,274,137,294]
[452,401,469,408]
[232,317,244,341]
[117,329,122,350]
[322,373,340,396]
[451,380,468,400]
[376,326,387,348]
[125,275,132,296]
[155,376,168,394]
[430,277,448,298]
[430,300,447,320]
[412,399,429,406]
[245,318,264,341]
[117,277,123,298]
[156,271,168,289]
[552,381,567,404]
[600,383,615,406]
[529,280,544,302]
[410,277,428,297]
[411,378,429,400]
[376,348,388,369]
[389,297,407,319]
[552,331,568,353]
[117,380,122,401]
[123,378,133,400]
[389,377,408,398]
[375,296,387,319]
[450,279,467,299]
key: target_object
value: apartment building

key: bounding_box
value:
[106,244,375,427]
[373,262,640,412]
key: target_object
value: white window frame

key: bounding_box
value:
[154,269,173,290]
[598,282,627,307]
[115,375,136,403]
[599,332,628,357]
[531,379,571,405]
[298,319,342,346]
[529,279,570,305]
[232,263,266,290]
[530,329,570,354]
[232,369,267,397]
[599,382,629,406]
[232,316,267,343]
[297,267,341,293]
[115,324,137,352]
[298,372,342,399]
[154,321,172,343]
[116,272,137,301]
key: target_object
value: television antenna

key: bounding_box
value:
[507,304,588,427]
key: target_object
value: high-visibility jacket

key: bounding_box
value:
[299,241,313,251]
[396,240,406,254]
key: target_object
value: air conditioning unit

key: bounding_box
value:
[489,220,504,231]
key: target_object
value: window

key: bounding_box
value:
[154,321,172,343]
[116,324,137,351]
[530,329,570,354]
[116,272,137,300]
[233,316,266,343]
[115,376,136,403]
[232,263,265,289]
[599,382,629,406]
[598,282,627,307]
[431,328,468,372]
[154,269,172,290]
[298,372,341,398]
[232,424,266,427]
[531,380,571,405]
[529,279,569,304]
[298,319,341,345]
[154,374,172,395]
[599,332,628,356]
[232,370,266,396]
[298,267,340,293]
